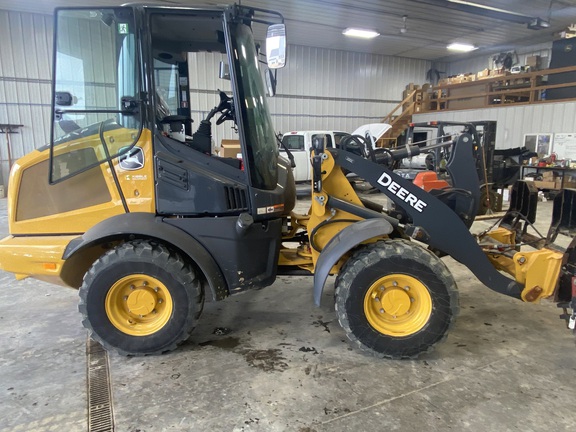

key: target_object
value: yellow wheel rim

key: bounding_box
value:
[364,274,432,337]
[105,275,173,336]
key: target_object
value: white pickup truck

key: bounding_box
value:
[280,124,391,182]
[280,131,348,182]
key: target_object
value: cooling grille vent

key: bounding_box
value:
[224,186,248,211]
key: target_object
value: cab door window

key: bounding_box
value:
[50,8,141,183]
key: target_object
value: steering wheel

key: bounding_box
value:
[214,91,234,125]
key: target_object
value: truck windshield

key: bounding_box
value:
[229,22,278,190]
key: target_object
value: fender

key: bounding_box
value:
[63,212,228,301]
[313,218,393,305]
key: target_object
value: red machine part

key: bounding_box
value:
[413,171,450,192]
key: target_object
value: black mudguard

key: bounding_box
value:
[313,218,394,305]
[63,212,228,301]
[331,134,522,299]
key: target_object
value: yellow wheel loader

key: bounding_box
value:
[0,4,574,358]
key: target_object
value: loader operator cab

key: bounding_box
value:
[47,4,293,221]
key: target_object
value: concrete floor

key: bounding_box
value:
[1,193,576,432]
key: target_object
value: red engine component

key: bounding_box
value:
[413,171,450,192]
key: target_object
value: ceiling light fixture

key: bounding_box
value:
[343,28,380,39]
[447,0,527,17]
[527,17,550,30]
[447,0,550,30]
[447,42,477,52]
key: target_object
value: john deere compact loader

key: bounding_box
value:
[0,3,574,359]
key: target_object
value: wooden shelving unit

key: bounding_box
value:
[425,65,576,112]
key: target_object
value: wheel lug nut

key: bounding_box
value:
[123,295,128,301]
[152,310,157,314]
[158,298,163,304]
[392,281,398,287]
[143,281,148,286]
[392,315,397,319]
[380,286,385,291]
[154,287,159,292]
[139,314,144,318]
[374,297,380,302]
[379,308,384,313]
[404,286,410,291]
[130,285,135,290]
[410,298,415,302]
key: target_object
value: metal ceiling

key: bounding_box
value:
[0,0,575,61]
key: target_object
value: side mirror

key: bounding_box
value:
[266,24,286,69]
[265,69,276,97]
[55,91,74,106]
[219,62,231,80]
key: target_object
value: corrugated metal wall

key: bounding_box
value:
[0,10,53,187]
[447,42,552,76]
[413,101,576,150]
[188,47,434,147]
[270,46,431,132]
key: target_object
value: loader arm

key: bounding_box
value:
[328,134,524,299]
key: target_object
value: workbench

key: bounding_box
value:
[520,165,576,190]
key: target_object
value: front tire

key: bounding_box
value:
[335,240,459,359]
[79,241,204,356]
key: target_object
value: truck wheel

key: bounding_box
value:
[334,240,458,359]
[79,241,203,356]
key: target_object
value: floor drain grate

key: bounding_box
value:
[86,337,115,432]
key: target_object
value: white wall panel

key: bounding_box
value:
[0,10,52,186]
[413,101,576,151]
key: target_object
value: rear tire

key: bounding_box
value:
[79,241,203,356]
[335,240,459,359]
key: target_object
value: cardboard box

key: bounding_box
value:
[491,69,510,78]
[477,68,491,80]
[526,55,540,69]
[532,180,557,189]
[220,139,241,157]
[542,171,555,181]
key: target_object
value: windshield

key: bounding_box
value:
[229,22,278,190]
